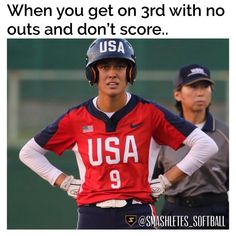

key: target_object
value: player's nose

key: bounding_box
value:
[107,66,118,77]
[195,86,206,96]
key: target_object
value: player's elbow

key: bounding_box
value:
[207,135,219,158]
[19,143,29,164]
[19,138,35,164]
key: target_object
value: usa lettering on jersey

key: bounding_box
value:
[88,135,138,166]
[99,40,125,54]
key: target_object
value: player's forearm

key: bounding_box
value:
[19,138,63,185]
[150,167,186,198]
[163,128,218,184]
[177,128,218,176]
[164,165,188,184]
[54,173,67,187]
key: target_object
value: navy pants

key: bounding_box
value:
[160,197,229,229]
[77,201,157,229]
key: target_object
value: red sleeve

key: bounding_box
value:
[151,104,196,150]
[34,110,76,155]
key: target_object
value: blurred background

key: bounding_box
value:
[7,39,229,229]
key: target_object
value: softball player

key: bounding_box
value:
[19,39,218,229]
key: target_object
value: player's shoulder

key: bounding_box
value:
[133,94,174,115]
[64,98,93,116]
[214,118,229,138]
[133,94,163,108]
[215,118,228,129]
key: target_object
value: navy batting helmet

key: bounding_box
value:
[85,38,137,85]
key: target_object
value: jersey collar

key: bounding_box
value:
[86,94,138,132]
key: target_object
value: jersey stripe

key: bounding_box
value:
[148,138,161,182]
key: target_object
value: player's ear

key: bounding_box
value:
[174,89,181,102]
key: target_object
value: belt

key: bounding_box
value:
[165,193,228,208]
[92,199,142,208]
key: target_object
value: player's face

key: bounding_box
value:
[96,59,128,97]
[174,81,212,113]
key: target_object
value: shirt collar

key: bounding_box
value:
[202,111,215,132]
[180,111,215,132]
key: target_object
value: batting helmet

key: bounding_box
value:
[85,38,137,85]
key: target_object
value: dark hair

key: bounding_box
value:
[175,100,183,113]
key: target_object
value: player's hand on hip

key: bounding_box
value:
[150,175,171,199]
[60,175,81,199]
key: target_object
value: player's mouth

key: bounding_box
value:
[195,99,206,105]
[106,82,119,88]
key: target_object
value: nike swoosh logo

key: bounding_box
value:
[130,122,143,129]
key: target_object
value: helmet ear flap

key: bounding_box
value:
[127,62,137,84]
[86,66,98,85]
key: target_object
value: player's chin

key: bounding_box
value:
[107,91,121,97]
[106,88,124,96]
[192,104,207,112]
